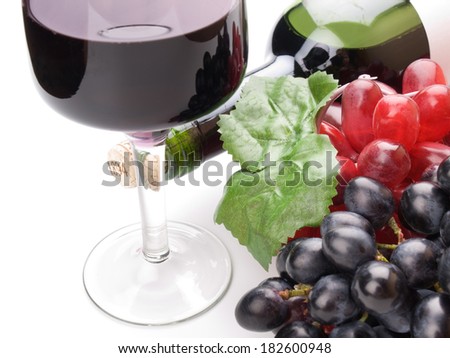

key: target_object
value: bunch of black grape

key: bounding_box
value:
[235,157,450,338]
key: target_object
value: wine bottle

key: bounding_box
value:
[272,0,430,92]
[108,0,449,185]
[107,118,222,186]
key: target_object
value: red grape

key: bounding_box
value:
[319,121,359,162]
[443,133,450,146]
[321,102,342,129]
[342,79,383,152]
[414,84,450,142]
[402,59,447,93]
[357,139,411,188]
[420,163,439,182]
[333,156,359,205]
[408,142,450,181]
[372,94,420,151]
[375,224,403,246]
[290,226,321,241]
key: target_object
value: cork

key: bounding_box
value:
[107,141,160,190]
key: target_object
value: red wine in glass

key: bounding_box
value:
[23,0,247,132]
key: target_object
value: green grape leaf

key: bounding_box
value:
[217,73,338,170]
[215,72,339,269]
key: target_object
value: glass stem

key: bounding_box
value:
[128,132,170,263]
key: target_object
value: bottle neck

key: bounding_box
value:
[165,114,224,179]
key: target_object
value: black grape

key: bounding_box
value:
[373,325,409,338]
[320,211,375,238]
[275,321,324,338]
[428,234,447,251]
[437,155,450,193]
[417,289,438,299]
[373,325,396,338]
[329,321,377,338]
[235,287,289,332]
[399,181,450,235]
[275,240,301,283]
[308,274,360,325]
[390,238,441,289]
[438,248,450,294]
[351,261,410,315]
[372,291,418,334]
[344,176,395,229]
[322,226,377,272]
[411,293,450,338]
[283,296,311,327]
[439,211,450,247]
[286,238,335,284]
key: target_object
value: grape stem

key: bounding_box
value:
[359,311,369,323]
[279,284,313,300]
[376,243,398,251]
[375,250,389,263]
[358,74,378,80]
[434,282,444,293]
[387,216,405,244]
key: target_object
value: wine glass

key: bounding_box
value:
[22,0,247,325]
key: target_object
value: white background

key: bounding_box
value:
[2,1,450,357]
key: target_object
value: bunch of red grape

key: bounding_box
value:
[324,59,448,199]
[316,59,450,242]
[234,59,450,338]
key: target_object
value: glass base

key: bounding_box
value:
[83,221,232,325]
